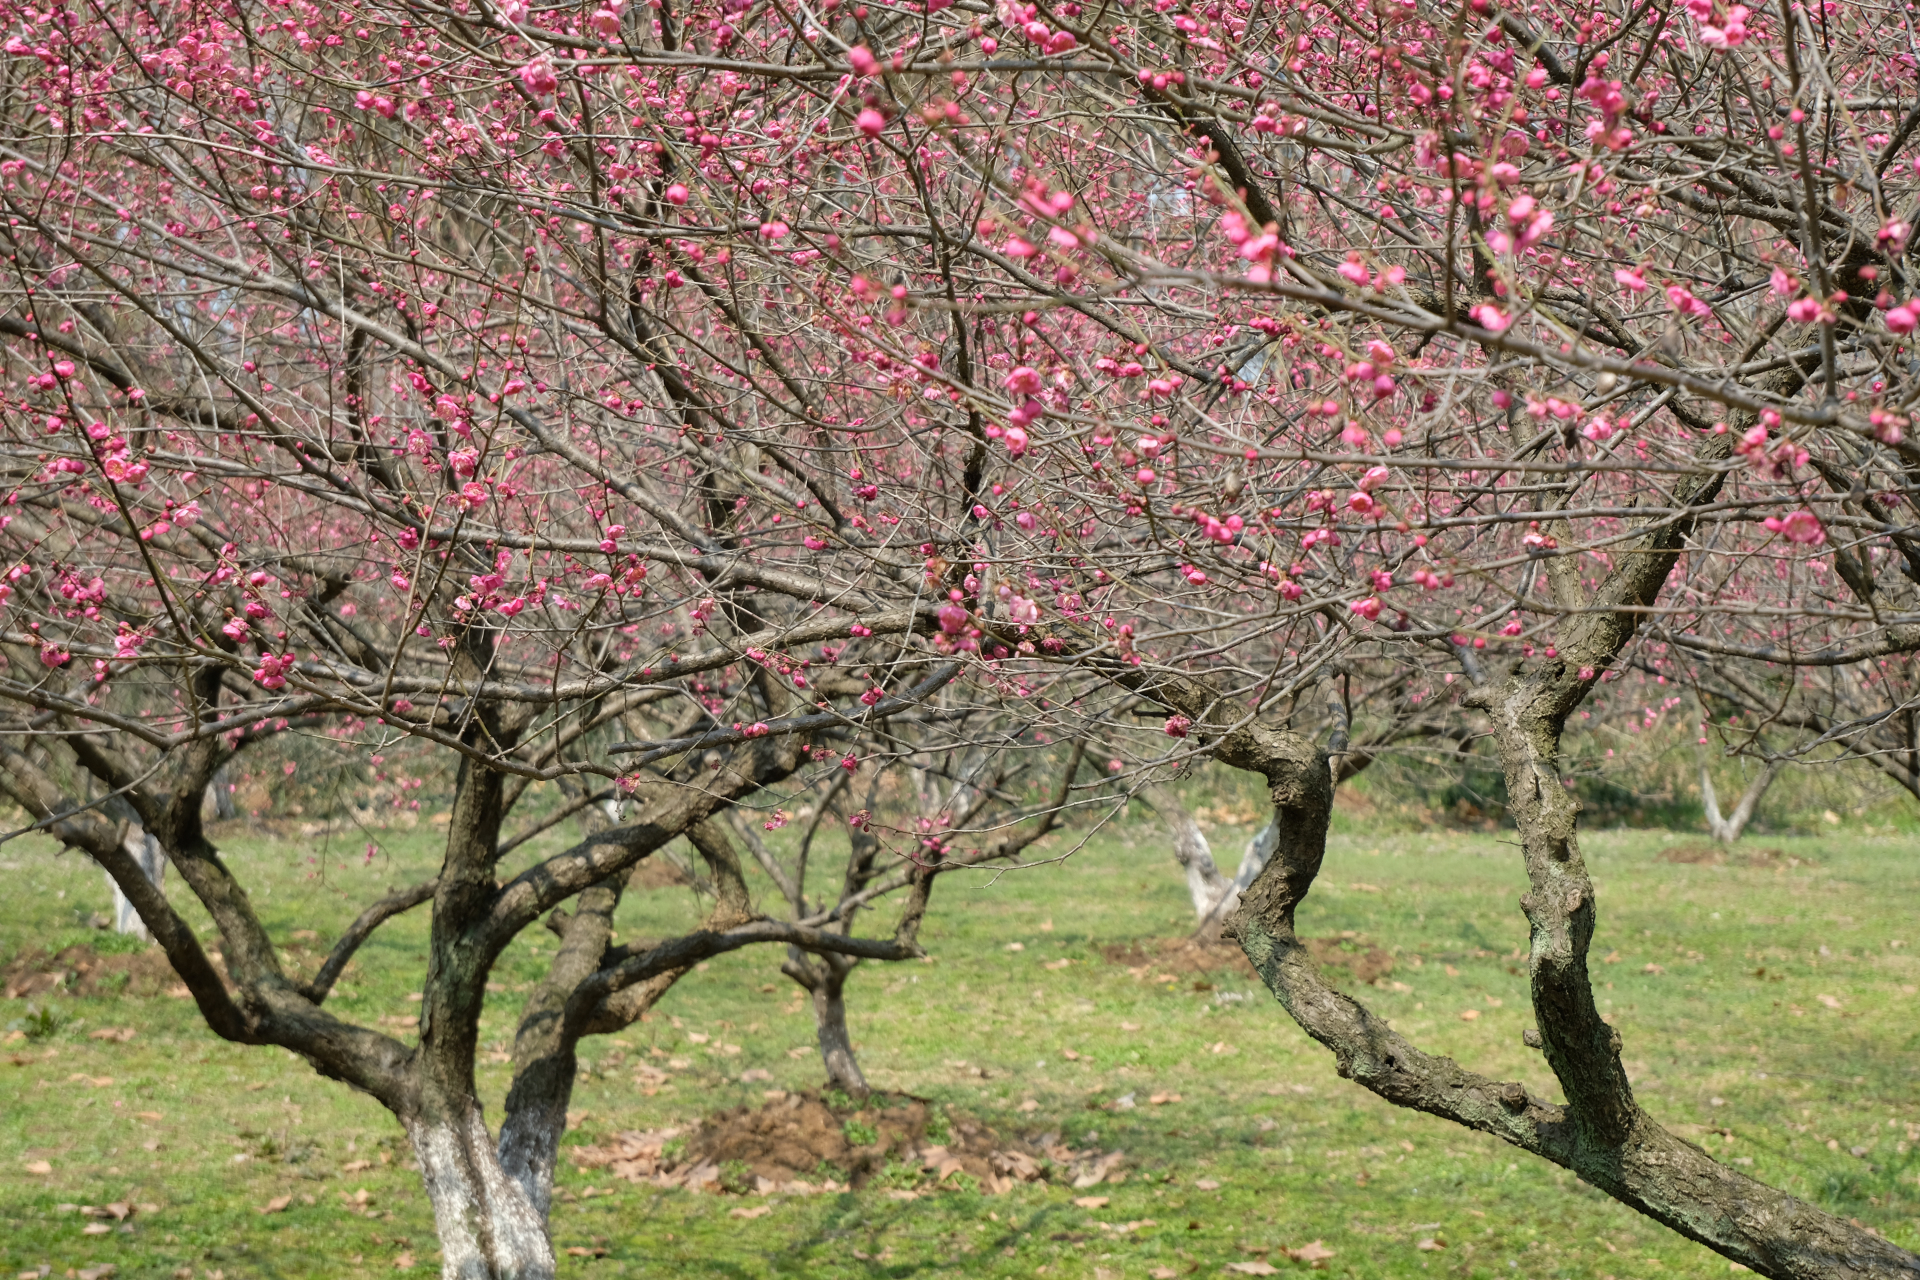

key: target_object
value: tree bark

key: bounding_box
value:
[407,1101,555,1280]
[811,959,868,1098]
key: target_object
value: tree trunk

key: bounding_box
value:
[1217,718,1920,1280]
[1701,757,1780,844]
[812,961,868,1098]
[108,823,164,940]
[202,765,236,821]
[1139,783,1233,935]
[408,1102,555,1280]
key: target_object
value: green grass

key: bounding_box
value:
[3,819,1919,1279]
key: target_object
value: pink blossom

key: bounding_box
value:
[1764,510,1826,544]
[518,59,558,95]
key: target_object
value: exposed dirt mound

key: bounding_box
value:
[1657,843,1804,868]
[2,944,186,999]
[1301,935,1396,985]
[572,1090,1123,1196]
[1099,936,1257,979]
[1100,933,1393,986]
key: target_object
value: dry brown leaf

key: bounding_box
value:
[1151,1270,1180,1280]
[392,1252,414,1270]
[21,1159,50,1175]
[342,1160,373,1173]
[1458,1009,1481,1021]
[1287,1240,1336,1266]
[1149,1092,1183,1105]
[1416,1238,1446,1251]
[1072,1195,1110,1209]
[1226,1261,1280,1275]
[132,1110,162,1121]
[82,1223,112,1236]
[87,1028,136,1043]
[258,1195,292,1214]
[728,1204,773,1219]
[1194,1178,1221,1190]
[1017,1098,1040,1112]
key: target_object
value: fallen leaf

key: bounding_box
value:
[133,1111,162,1122]
[1152,1270,1180,1280]
[1416,1238,1446,1251]
[739,1068,773,1083]
[342,1160,373,1173]
[1458,1009,1481,1021]
[393,1252,414,1270]
[21,1160,51,1175]
[1062,1048,1082,1061]
[1817,994,1842,1010]
[729,1204,773,1219]
[786,1047,811,1059]
[1287,1240,1336,1266]
[1017,1098,1040,1112]
[1194,1178,1221,1190]
[1226,1261,1280,1275]
[259,1195,293,1214]
[1044,959,1072,971]
[1072,1196,1110,1209]
[1643,963,1665,975]
[1119,1021,1141,1032]
[1006,942,1025,952]
[87,1028,136,1043]
[82,1223,112,1235]
[564,1246,610,1258]
[687,1032,711,1045]
[1149,1092,1183,1105]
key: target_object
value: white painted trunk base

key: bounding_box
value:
[407,1108,555,1280]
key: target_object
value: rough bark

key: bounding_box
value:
[408,1104,554,1280]
[809,959,868,1097]
[1700,757,1780,844]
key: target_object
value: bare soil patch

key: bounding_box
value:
[1657,842,1807,868]
[2,943,187,999]
[1100,933,1394,986]
[571,1090,1124,1196]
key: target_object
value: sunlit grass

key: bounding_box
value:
[2,819,1916,1278]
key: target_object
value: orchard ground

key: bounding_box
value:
[3,813,1918,1280]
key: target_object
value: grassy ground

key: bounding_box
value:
[2,816,1918,1280]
